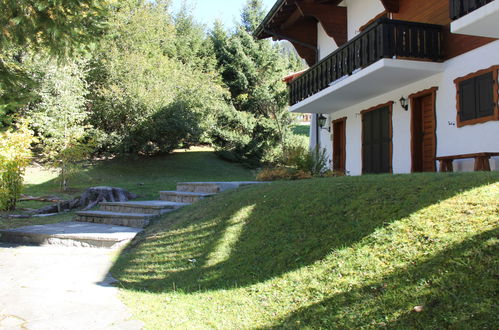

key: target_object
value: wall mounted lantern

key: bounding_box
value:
[318,114,330,132]
[399,96,409,111]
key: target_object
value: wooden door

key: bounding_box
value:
[332,118,346,173]
[411,90,437,172]
[362,105,391,174]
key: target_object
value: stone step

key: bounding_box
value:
[99,200,189,215]
[0,222,142,249]
[159,191,215,203]
[75,210,154,228]
[176,181,264,193]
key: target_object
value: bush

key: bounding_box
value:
[256,167,312,181]
[28,58,95,191]
[0,123,34,211]
[283,146,329,176]
[322,170,346,177]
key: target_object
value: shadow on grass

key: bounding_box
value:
[264,228,498,329]
[112,172,499,294]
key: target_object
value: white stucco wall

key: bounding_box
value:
[317,22,338,60]
[320,40,499,175]
[346,0,385,40]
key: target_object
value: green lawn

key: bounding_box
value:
[292,124,310,137]
[111,172,499,329]
[0,147,255,230]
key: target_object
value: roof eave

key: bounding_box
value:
[254,0,287,39]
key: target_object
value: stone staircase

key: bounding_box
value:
[0,181,262,249]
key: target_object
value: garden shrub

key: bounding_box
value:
[256,167,312,181]
[284,146,329,176]
[0,123,34,211]
[322,170,346,177]
[28,58,96,191]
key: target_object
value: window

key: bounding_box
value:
[455,65,499,127]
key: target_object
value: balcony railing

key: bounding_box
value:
[450,0,494,20]
[289,18,443,106]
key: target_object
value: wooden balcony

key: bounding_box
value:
[450,0,495,20]
[289,18,443,106]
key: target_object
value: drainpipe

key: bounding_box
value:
[315,113,320,150]
[314,52,320,150]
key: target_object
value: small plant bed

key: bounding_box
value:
[112,172,499,329]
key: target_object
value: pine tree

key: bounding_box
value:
[209,0,304,165]
[0,0,108,128]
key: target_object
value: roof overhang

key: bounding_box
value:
[255,0,400,66]
[290,59,443,114]
[255,0,400,40]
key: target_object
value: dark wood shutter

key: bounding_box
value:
[363,106,391,174]
[459,71,494,121]
[459,78,477,121]
[476,72,494,117]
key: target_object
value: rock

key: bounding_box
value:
[29,187,137,215]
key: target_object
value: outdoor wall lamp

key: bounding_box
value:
[318,114,330,132]
[399,96,409,111]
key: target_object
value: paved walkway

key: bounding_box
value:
[0,243,142,330]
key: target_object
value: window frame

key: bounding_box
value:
[454,65,499,127]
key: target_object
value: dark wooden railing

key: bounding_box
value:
[289,18,443,106]
[450,0,494,20]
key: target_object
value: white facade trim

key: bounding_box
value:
[451,1,499,38]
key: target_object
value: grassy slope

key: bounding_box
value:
[112,172,499,329]
[292,124,310,137]
[0,148,255,229]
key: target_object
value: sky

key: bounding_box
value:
[171,0,277,29]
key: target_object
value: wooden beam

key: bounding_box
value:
[380,0,399,13]
[296,0,347,46]
[280,8,304,30]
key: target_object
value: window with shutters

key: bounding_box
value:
[455,65,499,127]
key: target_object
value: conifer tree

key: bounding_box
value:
[209,0,304,164]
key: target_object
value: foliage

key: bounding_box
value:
[171,3,216,73]
[0,0,108,55]
[111,172,499,329]
[321,169,346,177]
[87,0,228,155]
[28,58,95,191]
[284,145,329,175]
[256,167,312,181]
[209,0,304,165]
[0,122,34,210]
[292,124,311,137]
[0,0,109,127]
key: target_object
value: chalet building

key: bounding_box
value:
[256,0,499,175]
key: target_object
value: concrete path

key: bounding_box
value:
[0,243,142,330]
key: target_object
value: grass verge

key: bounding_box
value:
[112,172,498,329]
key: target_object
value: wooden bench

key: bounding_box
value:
[435,152,499,172]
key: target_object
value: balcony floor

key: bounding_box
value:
[451,1,499,38]
[290,59,443,114]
